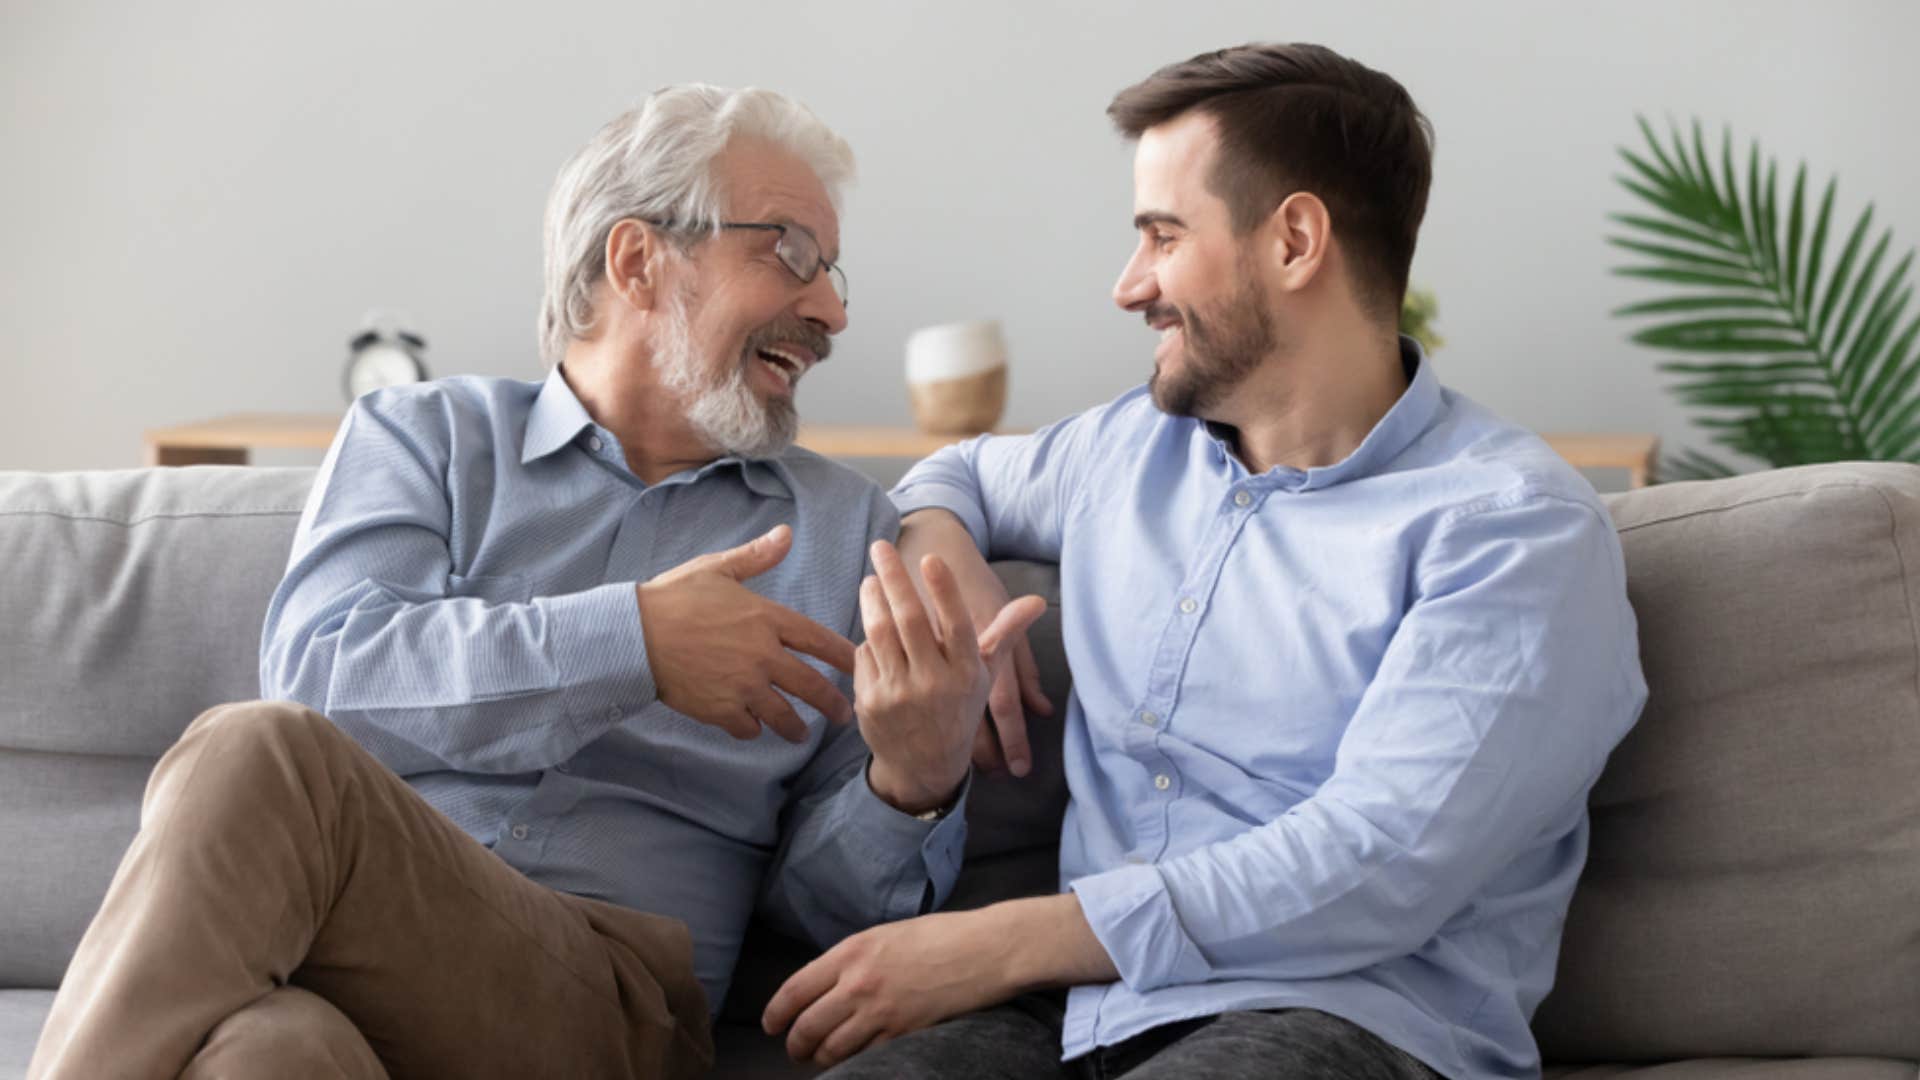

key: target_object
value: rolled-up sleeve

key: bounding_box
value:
[1070,492,1646,991]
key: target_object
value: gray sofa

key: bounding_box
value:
[1,462,1916,1079]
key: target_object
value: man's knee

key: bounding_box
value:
[184,986,387,1080]
[183,699,334,749]
[170,699,360,777]
[147,700,350,824]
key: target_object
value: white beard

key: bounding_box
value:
[655,288,797,460]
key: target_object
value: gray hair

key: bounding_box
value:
[538,84,856,366]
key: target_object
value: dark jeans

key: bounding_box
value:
[819,993,1441,1080]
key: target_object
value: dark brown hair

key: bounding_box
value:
[1109,43,1433,320]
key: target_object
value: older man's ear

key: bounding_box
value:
[603,218,673,316]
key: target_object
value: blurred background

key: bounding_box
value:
[4,0,1914,486]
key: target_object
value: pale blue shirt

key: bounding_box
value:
[261,367,968,1015]
[891,340,1645,1079]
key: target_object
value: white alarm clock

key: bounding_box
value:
[343,319,429,401]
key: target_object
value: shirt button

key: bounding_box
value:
[1234,490,1252,508]
[555,763,570,774]
[1178,597,1198,615]
[606,707,621,722]
[1139,710,1159,728]
[509,825,529,841]
[1153,774,1171,791]
[588,435,604,452]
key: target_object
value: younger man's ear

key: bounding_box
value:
[1266,191,1330,293]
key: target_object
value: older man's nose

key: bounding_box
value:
[798,272,848,336]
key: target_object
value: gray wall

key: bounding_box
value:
[5,0,1916,478]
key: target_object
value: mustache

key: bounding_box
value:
[1142,304,1183,328]
[743,317,832,362]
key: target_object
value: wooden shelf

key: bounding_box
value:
[795,426,1012,458]
[145,415,1659,487]
[1538,433,1660,488]
[144,413,343,466]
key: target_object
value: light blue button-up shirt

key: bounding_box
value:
[892,340,1645,1079]
[261,367,968,1015]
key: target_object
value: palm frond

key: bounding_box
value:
[1659,447,1741,481]
[1612,117,1920,470]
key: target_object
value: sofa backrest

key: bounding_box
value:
[0,467,314,987]
[1534,462,1920,1062]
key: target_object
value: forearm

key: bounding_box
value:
[987,893,1120,992]
[896,508,1007,617]
[261,581,652,773]
[897,508,986,571]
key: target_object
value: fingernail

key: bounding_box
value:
[1011,757,1030,777]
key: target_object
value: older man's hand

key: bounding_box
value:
[636,524,856,743]
[856,540,1047,815]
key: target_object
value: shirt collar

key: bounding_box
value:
[520,365,794,499]
[521,365,595,465]
[1204,334,1442,491]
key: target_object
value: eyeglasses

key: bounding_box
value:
[645,218,849,307]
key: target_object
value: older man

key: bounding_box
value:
[765,43,1646,1080]
[29,85,1033,1080]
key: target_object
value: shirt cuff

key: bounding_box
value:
[1068,863,1211,993]
[536,582,658,742]
[841,762,973,916]
[889,482,991,554]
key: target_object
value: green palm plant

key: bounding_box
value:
[1612,116,1920,479]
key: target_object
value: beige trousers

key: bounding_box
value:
[28,701,714,1080]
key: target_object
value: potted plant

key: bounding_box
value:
[1612,117,1920,478]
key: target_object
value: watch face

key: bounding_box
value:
[346,341,425,399]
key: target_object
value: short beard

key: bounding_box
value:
[1148,247,1276,418]
[655,285,798,460]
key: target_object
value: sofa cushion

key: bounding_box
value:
[958,560,1071,865]
[1535,463,1920,1062]
[0,990,55,1080]
[0,467,312,758]
[0,752,150,989]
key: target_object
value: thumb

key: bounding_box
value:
[977,595,1047,666]
[708,524,792,580]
